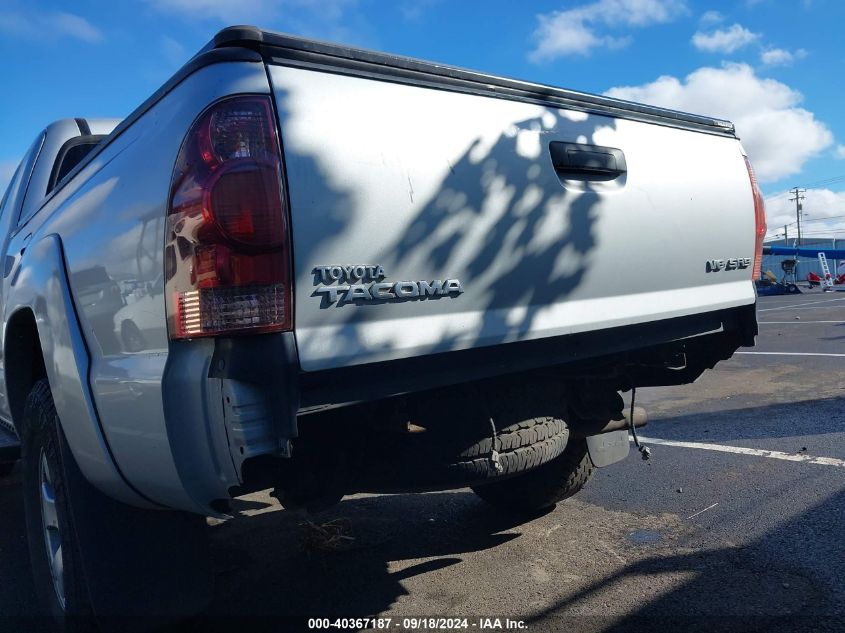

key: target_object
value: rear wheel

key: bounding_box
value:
[21,379,213,628]
[21,380,91,626]
[472,438,594,513]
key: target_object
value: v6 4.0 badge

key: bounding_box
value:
[706,257,751,272]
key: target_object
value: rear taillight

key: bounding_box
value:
[165,96,291,339]
[745,156,766,280]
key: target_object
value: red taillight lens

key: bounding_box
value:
[206,163,286,247]
[745,157,766,280]
[165,96,291,339]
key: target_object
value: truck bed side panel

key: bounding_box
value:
[33,61,272,511]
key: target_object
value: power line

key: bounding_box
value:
[794,231,845,237]
[799,174,845,189]
[772,214,845,229]
[764,191,792,202]
[801,214,845,224]
[764,175,845,201]
[765,216,845,242]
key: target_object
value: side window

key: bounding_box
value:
[8,132,46,226]
[46,136,105,195]
[0,162,24,219]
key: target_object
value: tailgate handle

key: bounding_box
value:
[549,142,627,180]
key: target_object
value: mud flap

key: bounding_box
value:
[586,429,630,467]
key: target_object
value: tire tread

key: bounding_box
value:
[472,438,595,512]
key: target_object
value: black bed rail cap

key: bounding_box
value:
[208,25,736,137]
[212,25,265,50]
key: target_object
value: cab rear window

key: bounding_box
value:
[47,136,105,194]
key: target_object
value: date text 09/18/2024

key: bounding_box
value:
[307,617,528,630]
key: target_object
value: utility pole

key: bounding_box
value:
[789,187,806,245]
[784,224,788,245]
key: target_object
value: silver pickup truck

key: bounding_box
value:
[0,26,763,624]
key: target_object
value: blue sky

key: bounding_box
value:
[2,0,844,237]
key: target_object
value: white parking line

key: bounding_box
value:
[758,306,845,313]
[758,321,843,324]
[686,503,719,520]
[736,351,845,357]
[634,436,845,468]
[758,297,845,312]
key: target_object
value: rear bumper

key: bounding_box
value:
[158,303,756,513]
[295,303,757,412]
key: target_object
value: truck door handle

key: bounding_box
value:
[549,142,627,181]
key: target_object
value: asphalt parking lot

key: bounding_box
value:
[2,291,844,632]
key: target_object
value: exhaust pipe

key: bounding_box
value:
[570,406,647,439]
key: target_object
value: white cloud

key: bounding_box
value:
[160,35,187,67]
[764,189,845,238]
[835,145,845,159]
[145,0,369,46]
[287,0,359,20]
[400,0,441,21]
[699,10,723,25]
[48,12,103,42]
[0,10,102,43]
[146,0,356,24]
[692,23,759,53]
[760,47,807,66]
[529,0,688,61]
[147,0,277,22]
[605,63,833,182]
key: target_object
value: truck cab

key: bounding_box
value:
[0,118,118,471]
